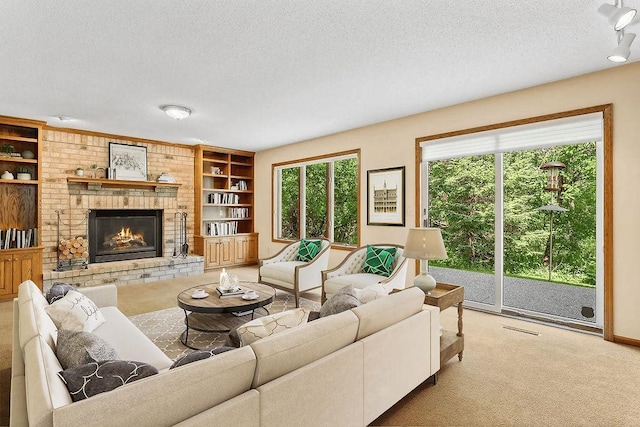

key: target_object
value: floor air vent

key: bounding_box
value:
[501,325,540,336]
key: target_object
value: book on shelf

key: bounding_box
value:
[206,221,238,236]
[0,227,37,249]
[208,193,240,204]
[216,286,244,297]
[230,207,249,218]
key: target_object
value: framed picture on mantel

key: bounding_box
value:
[367,166,405,226]
[108,142,147,181]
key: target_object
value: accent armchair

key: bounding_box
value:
[321,244,408,303]
[258,238,331,307]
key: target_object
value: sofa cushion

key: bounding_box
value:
[44,290,106,333]
[45,283,75,304]
[361,246,397,277]
[91,306,173,372]
[58,360,158,402]
[320,285,360,317]
[296,238,322,262]
[18,280,44,306]
[23,336,72,426]
[250,309,359,388]
[358,283,390,304]
[56,330,119,370]
[170,347,235,369]
[323,273,388,296]
[53,347,258,426]
[237,308,311,346]
[19,293,59,352]
[351,286,425,340]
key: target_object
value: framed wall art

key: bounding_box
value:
[367,166,405,226]
[108,142,147,181]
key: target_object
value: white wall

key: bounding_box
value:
[255,62,640,341]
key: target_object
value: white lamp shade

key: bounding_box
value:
[403,228,448,260]
[608,32,636,62]
[598,4,637,31]
[160,105,192,120]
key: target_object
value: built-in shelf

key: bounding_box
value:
[0,135,38,143]
[195,145,257,270]
[202,188,253,193]
[0,116,43,299]
[0,179,38,185]
[67,177,181,191]
[0,157,38,164]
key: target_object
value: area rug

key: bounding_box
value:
[129,291,320,361]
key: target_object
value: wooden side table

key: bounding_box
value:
[423,282,464,367]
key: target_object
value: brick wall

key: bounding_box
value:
[41,129,196,272]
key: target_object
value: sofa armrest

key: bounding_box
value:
[79,285,118,308]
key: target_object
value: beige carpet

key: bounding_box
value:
[2,266,640,426]
[129,292,319,361]
[373,308,640,426]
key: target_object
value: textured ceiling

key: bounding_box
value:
[1,1,638,151]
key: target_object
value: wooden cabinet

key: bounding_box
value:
[194,144,258,270]
[206,237,235,268]
[0,116,44,299]
[235,234,258,264]
[195,234,257,270]
[0,249,43,299]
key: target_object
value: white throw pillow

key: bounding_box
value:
[237,308,310,347]
[357,283,389,304]
[44,290,106,332]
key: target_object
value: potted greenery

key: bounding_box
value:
[76,167,84,177]
[16,167,31,180]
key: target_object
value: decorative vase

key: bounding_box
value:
[1,171,14,180]
[76,169,84,177]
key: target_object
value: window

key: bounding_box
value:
[274,150,359,246]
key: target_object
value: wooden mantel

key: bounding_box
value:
[66,177,182,191]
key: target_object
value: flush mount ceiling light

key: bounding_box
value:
[160,105,192,120]
[608,31,636,62]
[599,1,637,30]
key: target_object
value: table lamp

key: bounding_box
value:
[403,228,448,294]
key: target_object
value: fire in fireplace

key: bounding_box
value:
[88,209,163,263]
[105,226,146,251]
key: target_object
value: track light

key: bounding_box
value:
[160,105,192,120]
[608,32,636,62]
[598,2,637,31]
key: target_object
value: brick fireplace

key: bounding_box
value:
[40,129,203,289]
[88,209,163,263]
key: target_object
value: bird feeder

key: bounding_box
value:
[540,161,566,192]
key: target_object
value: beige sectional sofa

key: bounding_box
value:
[11,281,439,427]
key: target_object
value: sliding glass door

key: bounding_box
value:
[426,154,499,311]
[420,113,603,330]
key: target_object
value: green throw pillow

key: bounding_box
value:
[296,239,322,262]
[361,246,397,277]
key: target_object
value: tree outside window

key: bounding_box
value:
[275,151,359,246]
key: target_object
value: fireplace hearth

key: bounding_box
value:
[89,209,163,263]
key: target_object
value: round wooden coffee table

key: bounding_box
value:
[177,281,275,349]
